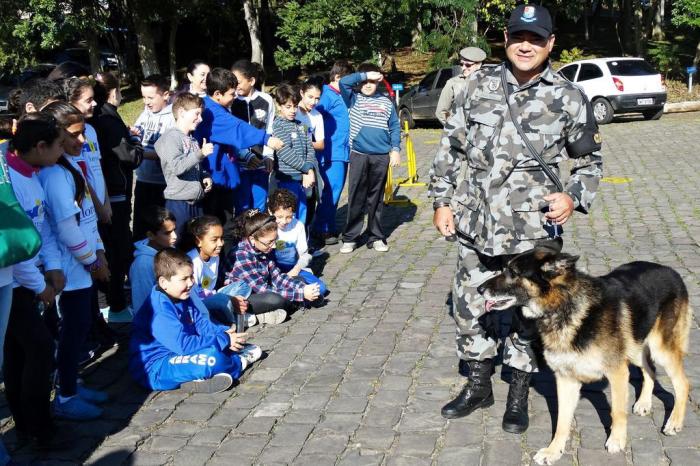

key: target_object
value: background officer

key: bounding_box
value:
[435,46,487,126]
[429,4,603,434]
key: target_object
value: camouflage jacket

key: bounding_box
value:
[429,63,603,256]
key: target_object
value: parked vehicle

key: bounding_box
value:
[398,66,460,128]
[558,57,666,124]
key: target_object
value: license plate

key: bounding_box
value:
[637,98,654,105]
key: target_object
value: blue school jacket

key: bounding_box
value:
[316,84,350,164]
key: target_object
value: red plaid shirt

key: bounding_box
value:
[228,239,305,302]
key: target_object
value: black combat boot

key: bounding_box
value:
[441,359,494,419]
[502,368,531,433]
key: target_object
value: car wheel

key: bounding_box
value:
[399,107,415,130]
[592,98,614,125]
[643,108,663,120]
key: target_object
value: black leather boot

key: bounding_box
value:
[502,368,531,433]
[441,359,494,419]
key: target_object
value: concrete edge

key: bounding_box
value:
[664,101,700,113]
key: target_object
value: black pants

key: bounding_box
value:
[133,181,165,241]
[3,287,55,440]
[248,292,293,314]
[203,184,237,258]
[57,287,94,397]
[342,151,389,244]
[98,200,132,311]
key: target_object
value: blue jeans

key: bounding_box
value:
[276,263,328,296]
[57,287,94,397]
[312,161,347,235]
[236,169,270,212]
[151,345,243,391]
[276,179,307,224]
[165,199,204,239]
[202,281,251,326]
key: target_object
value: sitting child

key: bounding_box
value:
[184,215,255,328]
[268,189,327,297]
[129,248,262,394]
[227,209,321,317]
[130,206,178,314]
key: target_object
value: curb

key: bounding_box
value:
[664,101,700,113]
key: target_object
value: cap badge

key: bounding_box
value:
[522,6,537,22]
[488,80,500,91]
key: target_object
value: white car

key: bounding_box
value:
[558,57,666,124]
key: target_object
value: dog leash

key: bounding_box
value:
[500,65,562,238]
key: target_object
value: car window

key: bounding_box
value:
[606,60,657,76]
[559,65,578,82]
[418,71,437,91]
[577,64,604,82]
[435,69,453,90]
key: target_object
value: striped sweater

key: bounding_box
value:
[272,117,315,181]
[339,72,401,155]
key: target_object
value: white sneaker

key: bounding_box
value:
[246,313,257,327]
[238,344,263,370]
[256,309,287,325]
[180,373,233,394]
[371,240,389,252]
[339,242,356,254]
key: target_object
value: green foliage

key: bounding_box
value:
[274,0,417,70]
[559,47,585,64]
[419,0,482,69]
[647,40,692,78]
[672,0,700,28]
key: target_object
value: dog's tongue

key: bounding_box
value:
[485,300,494,312]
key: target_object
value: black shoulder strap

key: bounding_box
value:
[500,65,563,192]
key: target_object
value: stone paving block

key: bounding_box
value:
[482,439,522,466]
[85,445,135,465]
[236,415,277,435]
[658,426,700,448]
[338,450,384,466]
[386,455,433,466]
[172,446,216,466]
[352,426,396,451]
[171,401,219,422]
[363,406,403,427]
[301,433,349,456]
[630,438,668,465]
[283,408,323,424]
[665,447,700,465]
[444,419,484,448]
[187,426,230,446]
[396,411,445,432]
[577,447,628,466]
[141,435,188,453]
[126,450,171,465]
[154,420,202,437]
[216,434,268,457]
[436,447,482,465]
[257,444,303,464]
[253,401,292,417]
[292,454,338,466]
[207,407,249,427]
[102,427,149,447]
[326,396,370,414]
[393,432,439,457]
[269,422,314,446]
[315,412,364,433]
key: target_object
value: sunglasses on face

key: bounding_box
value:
[460,61,478,67]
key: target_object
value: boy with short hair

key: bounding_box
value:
[155,93,214,236]
[129,206,178,314]
[339,63,401,254]
[132,75,175,240]
[129,248,262,394]
[194,67,283,252]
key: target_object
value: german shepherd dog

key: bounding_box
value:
[478,246,692,465]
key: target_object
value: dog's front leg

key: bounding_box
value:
[605,363,629,453]
[533,375,581,465]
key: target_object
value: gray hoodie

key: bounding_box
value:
[155,127,207,201]
[134,104,175,185]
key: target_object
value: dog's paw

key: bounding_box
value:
[663,420,683,436]
[605,434,626,453]
[533,447,563,465]
[632,399,652,416]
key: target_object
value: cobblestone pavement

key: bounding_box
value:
[2,112,700,465]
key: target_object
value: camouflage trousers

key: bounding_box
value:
[451,241,539,373]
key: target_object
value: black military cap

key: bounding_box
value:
[507,4,553,38]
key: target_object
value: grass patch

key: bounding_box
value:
[117,97,143,127]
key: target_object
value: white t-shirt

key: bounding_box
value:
[81,123,106,205]
[296,108,325,145]
[187,249,219,298]
[275,218,308,268]
[39,157,100,291]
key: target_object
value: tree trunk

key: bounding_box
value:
[633,2,643,55]
[584,9,589,41]
[620,0,633,54]
[242,0,263,64]
[86,33,101,73]
[168,17,178,90]
[259,0,275,69]
[651,0,665,41]
[695,39,700,68]
[411,20,422,48]
[133,15,160,77]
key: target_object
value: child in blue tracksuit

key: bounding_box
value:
[339,63,401,254]
[129,248,262,393]
[311,61,354,245]
[193,68,283,252]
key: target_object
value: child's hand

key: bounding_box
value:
[203,177,213,193]
[225,330,247,351]
[303,283,321,301]
[97,202,113,224]
[92,262,111,282]
[389,150,400,167]
[36,283,56,309]
[129,126,142,137]
[264,158,274,173]
[231,295,248,314]
[288,266,301,277]
[45,269,66,294]
[201,138,214,157]
[366,71,383,82]
[302,171,315,188]
[267,137,284,151]
[246,156,262,169]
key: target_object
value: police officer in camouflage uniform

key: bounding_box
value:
[429,4,603,434]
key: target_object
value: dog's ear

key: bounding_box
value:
[541,253,579,274]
